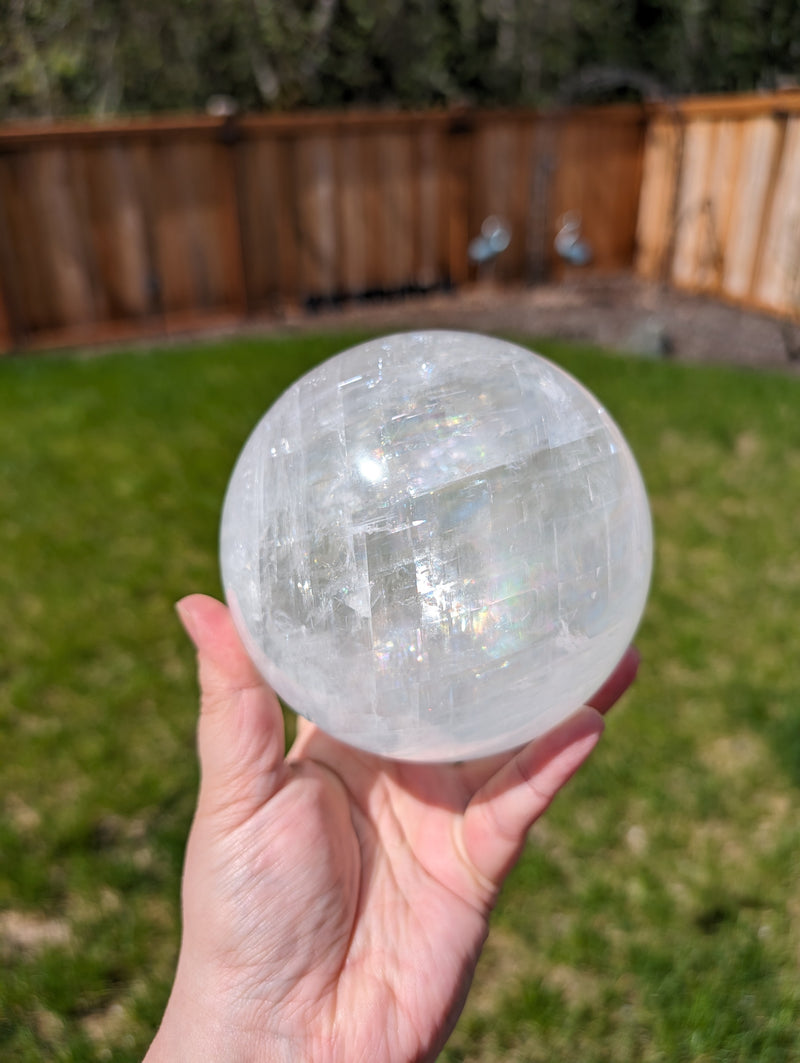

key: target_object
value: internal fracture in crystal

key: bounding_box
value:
[220,331,652,761]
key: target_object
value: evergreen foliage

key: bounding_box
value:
[0,0,797,119]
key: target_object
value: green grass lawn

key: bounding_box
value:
[2,330,800,1062]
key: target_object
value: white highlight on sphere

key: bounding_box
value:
[220,331,652,762]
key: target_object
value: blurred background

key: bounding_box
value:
[2,3,800,1062]
[1,0,799,119]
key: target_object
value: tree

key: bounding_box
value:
[0,0,795,120]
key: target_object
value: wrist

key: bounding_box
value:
[144,974,295,1063]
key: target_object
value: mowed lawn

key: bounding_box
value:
[1,330,799,1062]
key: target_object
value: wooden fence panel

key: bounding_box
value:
[0,105,645,352]
[635,91,800,318]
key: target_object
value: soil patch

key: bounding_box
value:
[277,275,800,373]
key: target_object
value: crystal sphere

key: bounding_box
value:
[220,331,652,762]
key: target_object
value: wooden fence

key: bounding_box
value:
[0,106,645,353]
[636,90,800,319]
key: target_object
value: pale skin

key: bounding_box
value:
[145,594,639,1063]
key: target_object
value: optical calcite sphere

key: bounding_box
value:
[220,331,652,762]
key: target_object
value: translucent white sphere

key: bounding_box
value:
[220,331,652,762]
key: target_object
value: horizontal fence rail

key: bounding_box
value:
[0,106,646,353]
[636,90,800,319]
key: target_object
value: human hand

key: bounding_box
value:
[145,594,638,1063]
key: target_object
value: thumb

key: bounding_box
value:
[176,594,287,823]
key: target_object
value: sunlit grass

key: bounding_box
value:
[2,332,800,1061]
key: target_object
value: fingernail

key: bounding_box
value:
[175,597,200,644]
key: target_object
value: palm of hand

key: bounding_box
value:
[199,740,492,1062]
[161,596,635,1063]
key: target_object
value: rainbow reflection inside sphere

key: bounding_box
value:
[220,331,652,762]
